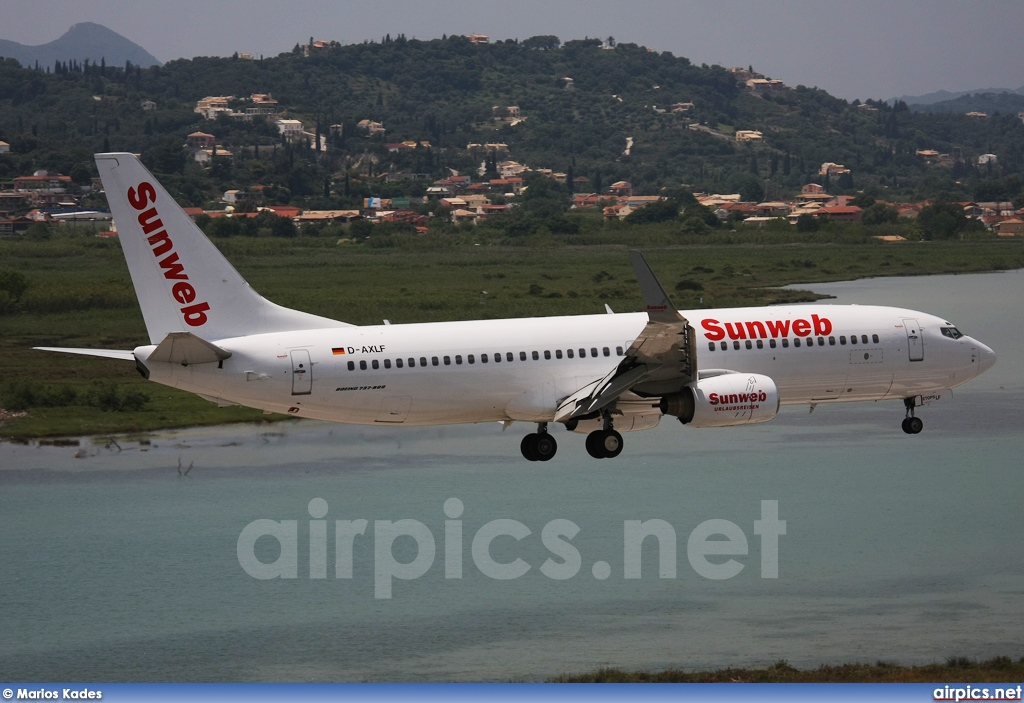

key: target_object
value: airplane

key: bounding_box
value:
[37,153,997,461]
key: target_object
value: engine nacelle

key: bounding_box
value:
[660,373,780,428]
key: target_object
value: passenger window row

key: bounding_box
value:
[346,346,624,371]
[707,333,880,352]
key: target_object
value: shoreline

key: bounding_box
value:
[553,656,1024,683]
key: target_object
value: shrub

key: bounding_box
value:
[0,269,30,313]
[84,381,150,412]
[675,279,704,291]
[1,380,79,411]
[1,380,149,412]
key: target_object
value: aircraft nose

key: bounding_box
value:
[976,341,997,376]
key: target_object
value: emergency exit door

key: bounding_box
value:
[290,349,312,395]
[903,319,923,362]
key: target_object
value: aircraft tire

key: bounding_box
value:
[901,418,912,434]
[602,430,624,458]
[521,433,540,461]
[908,417,923,434]
[535,434,557,461]
[585,431,606,459]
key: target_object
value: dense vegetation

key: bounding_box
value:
[2,35,1024,214]
[554,655,1024,683]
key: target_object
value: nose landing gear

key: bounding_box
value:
[521,423,558,461]
[902,397,923,434]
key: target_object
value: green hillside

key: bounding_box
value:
[1,34,1023,209]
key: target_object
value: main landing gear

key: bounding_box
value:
[519,414,626,461]
[585,413,623,459]
[521,423,558,461]
[901,397,923,435]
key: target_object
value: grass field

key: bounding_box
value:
[2,233,1022,438]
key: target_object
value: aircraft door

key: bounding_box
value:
[903,319,923,362]
[290,349,313,395]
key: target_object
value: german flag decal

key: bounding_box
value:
[332,347,346,355]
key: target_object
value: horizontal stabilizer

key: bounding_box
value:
[146,332,231,365]
[33,347,135,361]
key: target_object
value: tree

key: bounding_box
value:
[682,202,719,228]
[729,174,764,203]
[625,199,679,224]
[271,214,297,237]
[0,268,29,303]
[849,192,876,209]
[974,179,1009,202]
[207,216,242,238]
[143,138,185,174]
[861,203,899,226]
[916,202,975,240]
[679,216,711,234]
[349,218,373,240]
[24,223,52,240]
[795,213,820,232]
[522,35,560,50]
[70,164,92,185]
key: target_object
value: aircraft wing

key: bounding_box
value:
[33,347,136,361]
[554,250,697,423]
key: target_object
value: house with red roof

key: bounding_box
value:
[815,205,863,223]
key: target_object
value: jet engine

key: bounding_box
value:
[660,373,780,428]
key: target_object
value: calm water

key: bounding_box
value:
[1,270,1022,682]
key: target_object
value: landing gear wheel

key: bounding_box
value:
[521,433,540,461]
[902,397,924,435]
[534,433,557,461]
[602,430,624,458]
[586,429,624,459]
[521,431,558,461]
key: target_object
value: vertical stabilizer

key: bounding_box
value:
[96,153,350,343]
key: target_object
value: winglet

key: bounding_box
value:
[629,250,685,323]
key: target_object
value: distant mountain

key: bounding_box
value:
[896,86,1024,106]
[909,90,1024,115]
[0,22,160,70]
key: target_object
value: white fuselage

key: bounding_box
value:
[136,304,992,429]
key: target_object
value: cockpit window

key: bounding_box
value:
[941,327,963,340]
